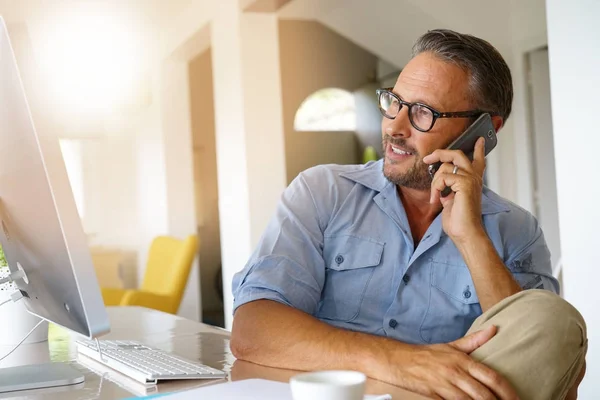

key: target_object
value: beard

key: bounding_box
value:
[382,135,432,190]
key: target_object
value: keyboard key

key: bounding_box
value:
[76,339,227,384]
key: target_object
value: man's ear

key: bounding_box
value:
[491,115,504,133]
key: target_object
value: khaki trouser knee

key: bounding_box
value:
[467,290,587,400]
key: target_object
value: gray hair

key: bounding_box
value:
[412,29,513,122]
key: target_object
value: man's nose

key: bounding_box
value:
[384,106,412,138]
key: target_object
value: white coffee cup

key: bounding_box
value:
[290,370,366,400]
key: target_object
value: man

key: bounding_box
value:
[230,29,587,399]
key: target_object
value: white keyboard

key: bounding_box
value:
[76,339,227,385]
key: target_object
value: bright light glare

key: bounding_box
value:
[35,6,144,118]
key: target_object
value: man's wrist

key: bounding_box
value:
[451,223,488,246]
[453,227,490,255]
[360,336,390,379]
[360,335,415,383]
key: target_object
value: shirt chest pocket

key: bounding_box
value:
[420,261,482,344]
[317,235,384,322]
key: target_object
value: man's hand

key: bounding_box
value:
[235,301,519,399]
[422,137,522,310]
[384,325,518,399]
[423,137,487,244]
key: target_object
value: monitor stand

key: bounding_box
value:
[0,362,84,393]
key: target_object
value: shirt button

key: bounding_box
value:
[463,290,472,299]
[402,275,410,284]
[335,254,344,264]
[389,319,398,328]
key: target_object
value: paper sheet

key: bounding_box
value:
[129,379,392,400]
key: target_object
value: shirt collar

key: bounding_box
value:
[339,159,389,192]
[340,159,510,215]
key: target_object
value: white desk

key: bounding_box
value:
[0,307,426,399]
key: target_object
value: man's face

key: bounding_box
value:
[382,52,473,190]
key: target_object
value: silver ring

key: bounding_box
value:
[452,165,459,175]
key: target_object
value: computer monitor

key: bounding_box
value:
[0,17,110,392]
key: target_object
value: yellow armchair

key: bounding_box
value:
[101,235,199,314]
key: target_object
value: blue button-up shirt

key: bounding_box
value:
[232,160,559,344]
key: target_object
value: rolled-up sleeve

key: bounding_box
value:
[503,213,560,294]
[232,172,326,315]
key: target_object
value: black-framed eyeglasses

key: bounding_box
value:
[376,87,498,132]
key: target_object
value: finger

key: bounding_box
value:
[430,163,458,204]
[430,172,453,205]
[411,382,443,400]
[440,191,455,207]
[436,162,469,177]
[434,163,473,202]
[454,373,498,400]
[434,383,471,400]
[430,172,469,205]
[472,137,486,177]
[468,362,519,400]
[449,325,497,353]
[423,149,474,173]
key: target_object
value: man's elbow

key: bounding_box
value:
[230,299,293,362]
[230,306,261,361]
[230,329,255,360]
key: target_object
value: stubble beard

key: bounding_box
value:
[382,136,432,190]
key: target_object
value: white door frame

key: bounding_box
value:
[511,34,548,214]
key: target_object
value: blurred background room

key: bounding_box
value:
[0,0,597,396]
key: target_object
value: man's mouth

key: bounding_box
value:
[390,144,413,156]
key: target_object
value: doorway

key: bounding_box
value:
[526,47,563,290]
[189,49,224,327]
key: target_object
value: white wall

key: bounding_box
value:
[212,2,287,329]
[134,100,169,288]
[528,48,561,271]
[157,59,201,321]
[241,14,288,248]
[546,0,600,395]
[81,135,139,249]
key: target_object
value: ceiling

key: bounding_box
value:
[0,0,533,75]
[278,0,517,69]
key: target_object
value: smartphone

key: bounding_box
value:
[428,113,497,196]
